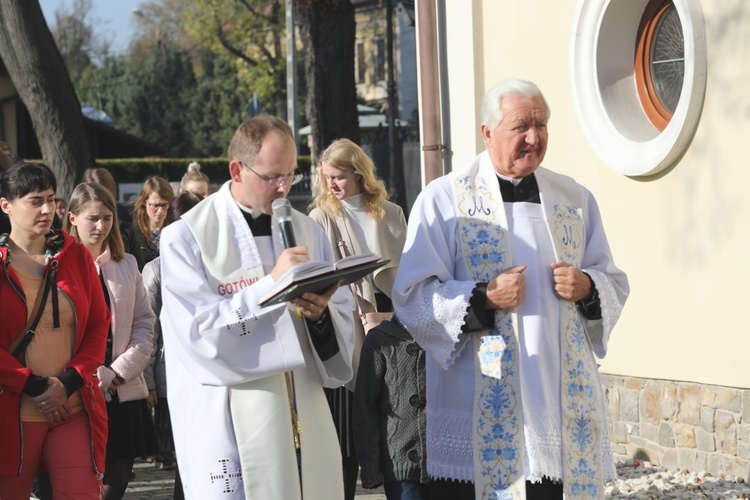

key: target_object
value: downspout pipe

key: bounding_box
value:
[416,0,444,186]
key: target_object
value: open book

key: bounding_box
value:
[259,253,390,307]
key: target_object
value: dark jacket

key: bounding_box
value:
[120,221,145,271]
[126,224,156,272]
[353,317,428,487]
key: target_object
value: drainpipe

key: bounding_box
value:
[415,0,444,186]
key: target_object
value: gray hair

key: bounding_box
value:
[480,78,551,130]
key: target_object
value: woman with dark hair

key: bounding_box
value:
[131,176,174,271]
[0,163,110,499]
[142,190,203,499]
[65,182,156,499]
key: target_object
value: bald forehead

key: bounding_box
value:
[261,130,296,154]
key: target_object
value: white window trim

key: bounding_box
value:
[571,0,707,177]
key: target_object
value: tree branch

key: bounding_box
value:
[216,26,258,67]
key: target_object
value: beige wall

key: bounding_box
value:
[441,0,750,389]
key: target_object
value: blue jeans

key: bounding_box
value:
[383,480,428,500]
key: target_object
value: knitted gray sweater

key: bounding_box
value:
[353,319,428,486]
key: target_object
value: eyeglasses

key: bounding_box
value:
[240,161,303,188]
[146,201,169,211]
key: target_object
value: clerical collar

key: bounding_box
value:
[235,200,264,219]
[495,172,540,204]
[496,172,523,186]
[235,200,272,236]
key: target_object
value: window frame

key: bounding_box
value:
[570,0,707,177]
[635,0,684,131]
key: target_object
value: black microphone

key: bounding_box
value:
[272,198,296,248]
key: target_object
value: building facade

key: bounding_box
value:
[415,0,750,479]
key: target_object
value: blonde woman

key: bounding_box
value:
[65,183,156,499]
[309,138,407,500]
[179,162,209,198]
[132,176,174,271]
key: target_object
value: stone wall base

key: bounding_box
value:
[601,374,750,480]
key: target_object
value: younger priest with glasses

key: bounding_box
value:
[159,115,356,499]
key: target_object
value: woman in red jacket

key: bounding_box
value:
[0,162,110,499]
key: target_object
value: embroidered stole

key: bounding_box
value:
[451,168,605,499]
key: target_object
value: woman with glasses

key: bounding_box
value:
[142,191,204,498]
[309,138,407,500]
[131,176,174,271]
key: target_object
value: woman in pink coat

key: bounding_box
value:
[65,182,156,500]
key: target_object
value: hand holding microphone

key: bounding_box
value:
[270,198,335,320]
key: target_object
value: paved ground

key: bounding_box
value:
[125,458,387,499]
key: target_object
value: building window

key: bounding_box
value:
[356,41,366,84]
[571,0,706,177]
[635,0,685,131]
[375,37,386,82]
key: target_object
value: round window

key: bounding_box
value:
[636,0,686,131]
[571,0,706,177]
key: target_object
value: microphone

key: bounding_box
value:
[272,198,296,248]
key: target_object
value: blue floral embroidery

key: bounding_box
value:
[456,174,525,497]
[570,416,595,453]
[569,458,599,497]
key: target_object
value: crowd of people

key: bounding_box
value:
[0,78,629,500]
[0,155,210,500]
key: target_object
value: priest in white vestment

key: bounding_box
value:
[392,79,629,500]
[159,116,356,500]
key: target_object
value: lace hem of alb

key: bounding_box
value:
[524,410,563,483]
[587,268,622,344]
[523,410,617,483]
[405,279,476,369]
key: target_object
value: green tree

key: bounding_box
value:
[138,0,287,118]
[111,50,197,157]
[185,55,247,157]
[49,0,110,93]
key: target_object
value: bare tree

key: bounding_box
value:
[0,0,91,199]
[294,0,359,159]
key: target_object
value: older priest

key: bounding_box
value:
[393,79,629,499]
[160,116,356,499]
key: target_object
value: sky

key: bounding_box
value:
[38,0,145,54]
